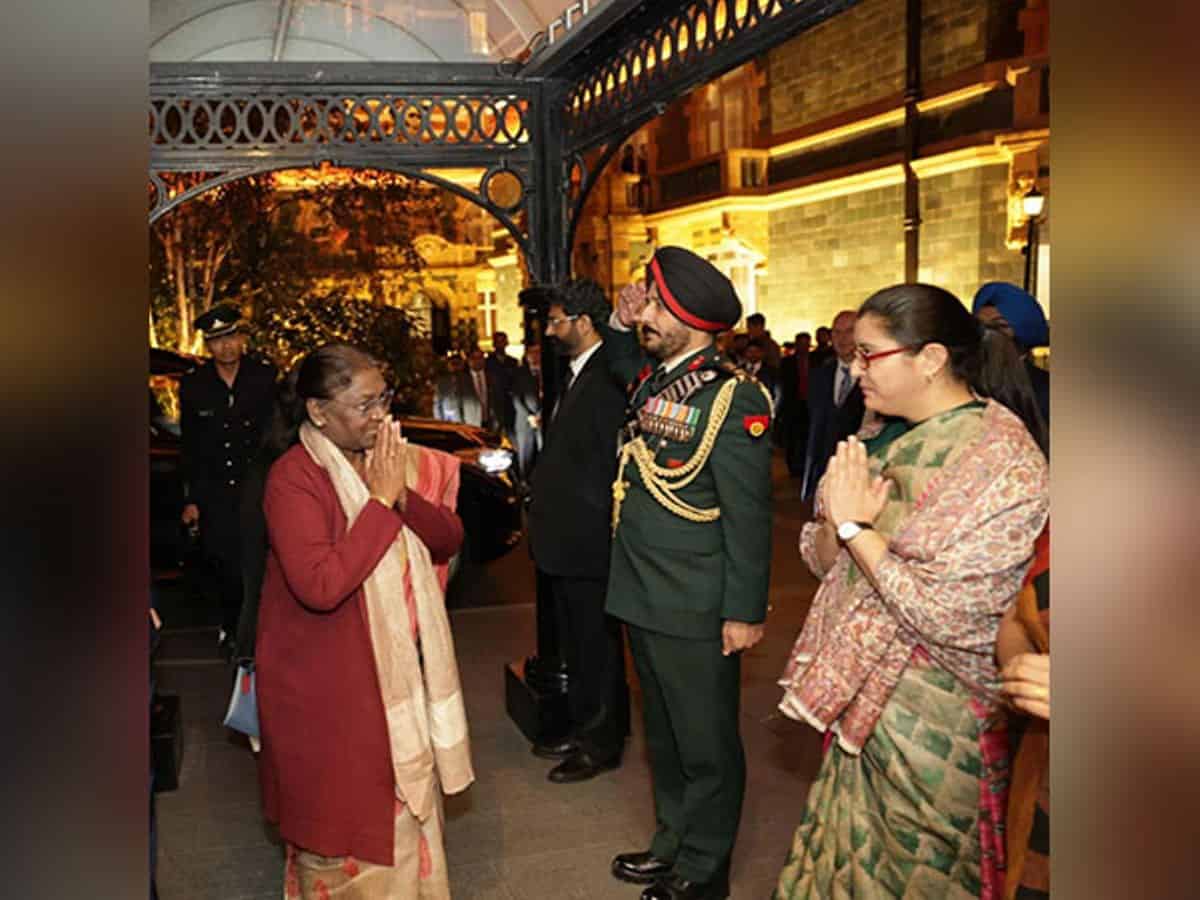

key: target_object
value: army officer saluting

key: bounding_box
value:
[604,247,774,900]
[179,303,278,658]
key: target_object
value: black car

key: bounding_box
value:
[149,348,522,580]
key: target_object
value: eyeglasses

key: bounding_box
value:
[331,387,394,416]
[855,346,912,369]
[546,314,579,330]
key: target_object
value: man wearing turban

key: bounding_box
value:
[972,282,1050,425]
[603,247,774,900]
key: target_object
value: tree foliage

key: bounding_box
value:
[251,291,435,414]
[151,167,456,404]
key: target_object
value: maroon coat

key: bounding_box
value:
[256,444,463,865]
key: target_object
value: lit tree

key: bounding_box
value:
[253,290,435,414]
[150,167,445,353]
[151,167,457,412]
[150,173,279,352]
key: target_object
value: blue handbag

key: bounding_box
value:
[223,659,259,738]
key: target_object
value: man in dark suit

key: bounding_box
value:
[744,312,782,370]
[808,324,835,368]
[777,332,812,477]
[432,353,467,422]
[510,343,544,481]
[604,248,773,900]
[432,346,504,430]
[486,330,519,435]
[740,338,777,398]
[526,279,630,783]
[801,309,865,501]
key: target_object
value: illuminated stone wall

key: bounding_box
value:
[767,0,1007,133]
[765,184,906,340]
[918,163,1025,304]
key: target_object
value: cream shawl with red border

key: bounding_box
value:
[300,423,474,823]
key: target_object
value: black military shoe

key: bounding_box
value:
[611,850,674,884]
[531,738,577,760]
[547,750,620,783]
[640,871,730,900]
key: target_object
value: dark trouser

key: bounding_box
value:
[200,498,245,637]
[210,555,244,637]
[549,573,627,761]
[782,402,809,477]
[627,624,745,884]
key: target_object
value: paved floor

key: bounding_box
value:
[152,455,824,899]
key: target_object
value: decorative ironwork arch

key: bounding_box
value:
[150,159,534,263]
[541,0,862,264]
[147,0,873,760]
[150,0,863,281]
[149,62,550,274]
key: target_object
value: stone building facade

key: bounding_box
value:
[254,0,1048,357]
[571,0,1050,343]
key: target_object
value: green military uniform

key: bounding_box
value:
[604,324,774,886]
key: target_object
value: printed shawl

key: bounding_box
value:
[300,423,474,823]
[778,400,1048,753]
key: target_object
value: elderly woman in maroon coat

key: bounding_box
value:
[256,344,473,899]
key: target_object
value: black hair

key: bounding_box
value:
[263,343,381,457]
[745,337,766,351]
[556,278,612,331]
[796,331,811,342]
[746,312,766,327]
[859,283,1047,456]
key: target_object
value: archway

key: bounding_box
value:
[150,160,530,359]
[148,0,870,749]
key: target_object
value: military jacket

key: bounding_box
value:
[179,354,278,519]
[602,327,773,640]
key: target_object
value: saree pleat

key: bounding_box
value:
[776,658,1007,899]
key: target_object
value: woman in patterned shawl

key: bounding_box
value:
[775,284,1049,899]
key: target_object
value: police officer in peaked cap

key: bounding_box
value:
[179,303,278,658]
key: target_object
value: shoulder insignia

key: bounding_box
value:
[743,414,770,438]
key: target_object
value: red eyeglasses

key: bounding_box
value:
[855,346,912,369]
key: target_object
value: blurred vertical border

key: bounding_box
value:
[1055,0,1200,896]
[3,0,1200,896]
[0,2,149,898]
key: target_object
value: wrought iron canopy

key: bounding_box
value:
[149,1,863,282]
[556,0,861,156]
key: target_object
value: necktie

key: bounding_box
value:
[552,368,575,421]
[835,365,853,406]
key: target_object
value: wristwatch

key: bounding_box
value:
[836,520,873,543]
